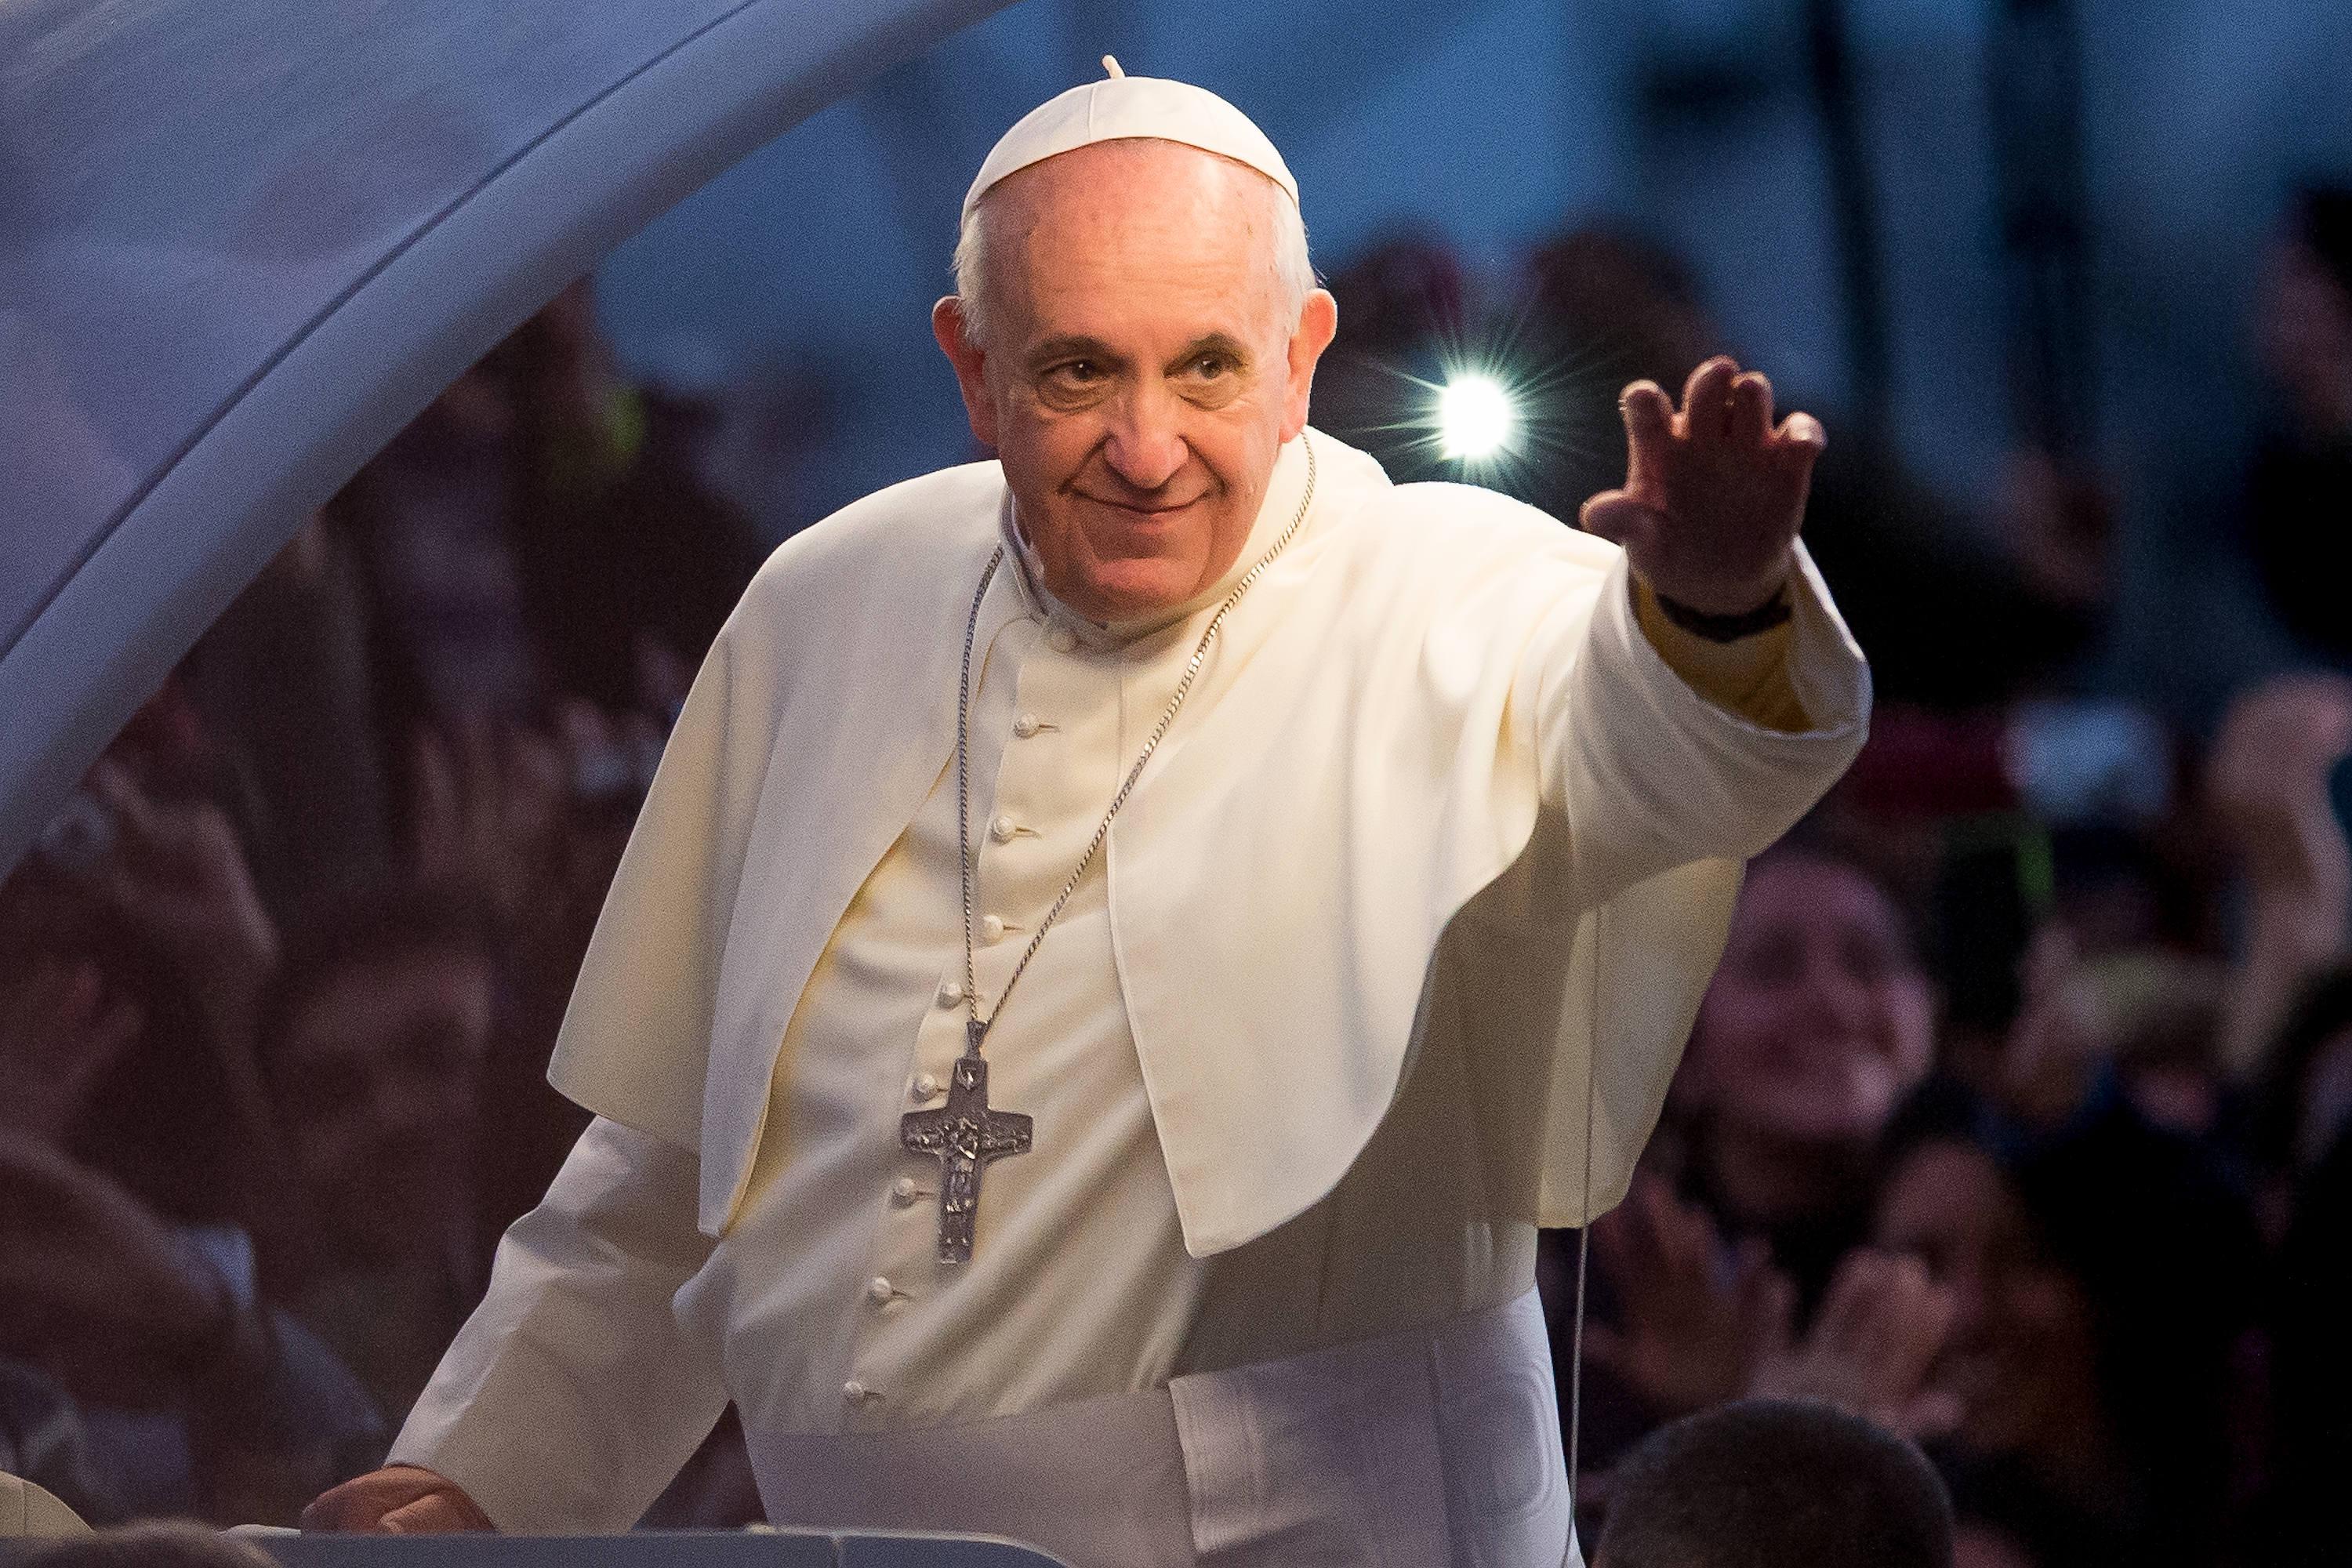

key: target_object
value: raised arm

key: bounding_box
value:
[304,1117,725,1534]
[1539,357,1869,911]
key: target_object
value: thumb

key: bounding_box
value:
[1579,490,1661,551]
[303,1466,479,1534]
[380,1485,495,1535]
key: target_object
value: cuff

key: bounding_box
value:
[1542,537,1871,863]
[1613,539,1869,744]
[1632,578,1809,732]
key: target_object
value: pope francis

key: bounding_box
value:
[306,63,1870,1567]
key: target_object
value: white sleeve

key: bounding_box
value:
[387,1116,727,1533]
[1535,540,1871,913]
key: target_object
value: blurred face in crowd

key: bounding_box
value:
[0,869,147,1147]
[1685,853,1936,1146]
[2258,235,2352,437]
[1875,1140,2102,1458]
[2294,1020,2352,1171]
[933,139,1338,622]
[274,944,495,1263]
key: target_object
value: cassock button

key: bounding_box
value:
[980,914,1007,944]
[842,1380,868,1403]
[866,1276,896,1305]
[891,1176,920,1205]
[990,815,1018,843]
[912,1073,942,1101]
[1012,713,1041,739]
[1047,626,1078,655]
[936,980,964,1007]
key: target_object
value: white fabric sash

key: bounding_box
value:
[743,1287,1580,1568]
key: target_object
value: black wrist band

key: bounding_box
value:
[1653,584,1794,643]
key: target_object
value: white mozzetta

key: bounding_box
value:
[393,429,1868,1549]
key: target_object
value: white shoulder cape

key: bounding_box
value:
[544,431,1869,1255]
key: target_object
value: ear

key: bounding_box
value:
[1279,288,1339,443]
[932,296,1000,448]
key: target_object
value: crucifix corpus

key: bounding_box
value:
[898,1027,1035,1264]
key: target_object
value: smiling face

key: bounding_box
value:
[1686,853,1936,1146]
[1875,1140,2102,1457]
[933,139,1338,621]
[275,945,494,1263]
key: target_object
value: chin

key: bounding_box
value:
[1742,1090,1884,1146]
[1072,559,1198,618]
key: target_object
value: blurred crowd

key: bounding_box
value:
[4,191,2351,1566]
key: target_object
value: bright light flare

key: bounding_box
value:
[1436,374,1518,460]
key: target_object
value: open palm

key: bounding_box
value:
[1580,356,1824,616]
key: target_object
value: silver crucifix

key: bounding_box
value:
[898,1028,1033,1264]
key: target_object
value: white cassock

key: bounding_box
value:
[390,429,1869,1566]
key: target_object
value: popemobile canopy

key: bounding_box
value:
[0,0,1009,876]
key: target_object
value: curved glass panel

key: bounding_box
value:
[0,0,1005,869]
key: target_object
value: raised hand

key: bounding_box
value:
[74,758,284,1163]
[0,1134,243,1406]
[2208,672,2352,908]
[407,716,568,930]
[0,949,145,1143]
[302,1465,495,1534]
[2207,672,2352,1074]
[1580,357,1826,616]
[1583,1174,1792,1417]
[84,757,280,1016]
[1750,1247,1960,1441]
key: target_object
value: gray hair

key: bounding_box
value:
[950,168,1315,350]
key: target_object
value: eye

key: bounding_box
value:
[1186,353,1235,379]
[1733,930,1804,987]
[1838,931,1900,985]
[1049,359,1101,386]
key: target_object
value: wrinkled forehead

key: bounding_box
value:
[981,140,1290,312]
[1732,851,1919,959]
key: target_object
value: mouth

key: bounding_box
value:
[1075,492,1203,519]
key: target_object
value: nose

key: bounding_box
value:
[1798,947,1878,1035]
[1101,383,1189,493]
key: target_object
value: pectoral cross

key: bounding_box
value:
[898,1026,1033,1264]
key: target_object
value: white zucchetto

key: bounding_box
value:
[961,55,1300,219]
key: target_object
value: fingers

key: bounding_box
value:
[85,759,158,843]
[1589,1179,1655,1301]
[1759,1272,1797,1367]
[301,1471,429,1533]
[1809,1248,1889,1360]
[1773,409,1828,468]
[1619,379,1674,454]
[1732,1238,1796,1368]
[85,759,201,873]
[1679,357,1737,441]
[303,1467,490,1534]
[1641,1175,1718,1288]
[1617,380,1675,500]
[1881,1255,1957,1384]
[1797,1250,1956,1425]
[1619,358,1822,484]
[1728,372,1773,447]
[381,1491,493,1535]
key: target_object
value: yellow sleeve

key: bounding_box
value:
[1631,577,1813,734]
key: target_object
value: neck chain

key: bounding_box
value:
[955,437,1318,1057]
